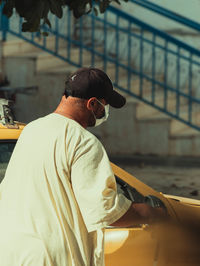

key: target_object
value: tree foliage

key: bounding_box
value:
[0,0,129,33]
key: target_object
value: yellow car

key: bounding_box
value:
[1,99,200,266]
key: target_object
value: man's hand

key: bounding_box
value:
[133,202,168,224]
[144,195,168,224]
[110,201,168,228]
[147,206,168,224]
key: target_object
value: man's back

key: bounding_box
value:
[0,112,131,266]
[0,113,97,266]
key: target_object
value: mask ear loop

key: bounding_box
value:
[95,99,110,119]
[92,100,110,127]
[104,104,110,120]
[92,99,104,117]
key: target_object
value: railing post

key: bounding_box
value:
[1,12,9,41]
[0,2,9,42]
[0,4,9,85]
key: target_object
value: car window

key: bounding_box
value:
[0,141,16,183]
[115,175,145,203]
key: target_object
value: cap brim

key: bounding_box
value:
[108,90,126,108]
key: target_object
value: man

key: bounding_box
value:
[0,67,166,265]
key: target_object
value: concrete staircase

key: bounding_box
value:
[2,37,200,157]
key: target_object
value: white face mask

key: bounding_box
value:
[92,99,109,127]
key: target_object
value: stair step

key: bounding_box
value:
[39,60,139,96]
[3,37,66,56]
[4,39,166,102]
[171,127,200,137]
[6,47,93,72]
[170,110,200,134]
[136,94,177,119]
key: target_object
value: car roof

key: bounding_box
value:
[0,98,25,140]
[0,122,25,140]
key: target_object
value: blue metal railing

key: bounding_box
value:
[1,2,200,131]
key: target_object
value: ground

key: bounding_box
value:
[117,163,200,200]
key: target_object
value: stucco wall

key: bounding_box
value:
[120,0,200,31]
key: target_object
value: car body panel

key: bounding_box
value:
[105,227,157,266]
[107,163,200,266]
[0,122,25,139]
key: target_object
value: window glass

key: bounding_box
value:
[0,141,16,183]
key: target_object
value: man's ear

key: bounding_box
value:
[87,97,97,110]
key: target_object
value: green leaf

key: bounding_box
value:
[42,31,49,36]
[113,0,121,5]
[1,0,130,32]
[93,7,98,16]
[99,2,104,13]
[41,0,50,19]
[44,17,51,28]
[22,21,31,32]
[99,0,110,13]
[3,0,15,18]
[49,0,63,18]
[22,16,40,32]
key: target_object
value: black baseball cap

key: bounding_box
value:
[64,67,126,108]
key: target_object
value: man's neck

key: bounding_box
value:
[54,96,88,128]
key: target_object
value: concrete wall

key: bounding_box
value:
[88,100,171,157]
[3,56,68,122]
[120,0,200,31]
